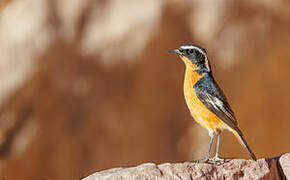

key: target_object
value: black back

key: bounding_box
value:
[193,73,238,130]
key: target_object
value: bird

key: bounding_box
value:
[169,44,257,163]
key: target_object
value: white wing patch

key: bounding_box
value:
[205,94,236,122]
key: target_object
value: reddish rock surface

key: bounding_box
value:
[84,154,289,180]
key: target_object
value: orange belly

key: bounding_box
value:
[183,67,226,133]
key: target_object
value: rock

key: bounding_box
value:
[83,154,289,180]
[280,153,290,179]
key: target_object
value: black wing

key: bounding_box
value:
[193,73,238,130]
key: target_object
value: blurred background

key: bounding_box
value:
[0,0,290,179]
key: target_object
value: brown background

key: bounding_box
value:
[0,0,289,179]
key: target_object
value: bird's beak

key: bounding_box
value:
[168,49,181,55]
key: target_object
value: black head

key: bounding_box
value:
[169,44,211,74]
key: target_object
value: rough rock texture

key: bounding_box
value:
[280,153,290,179]
[83,153,289,180]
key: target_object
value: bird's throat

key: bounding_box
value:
[184,66,204,88]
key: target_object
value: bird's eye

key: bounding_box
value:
[186,49,194,55]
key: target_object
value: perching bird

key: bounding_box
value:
[169,44,256,163]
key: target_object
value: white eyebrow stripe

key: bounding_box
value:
[180,45,206,54]
[180,45,196,49]
[180,44,210,72]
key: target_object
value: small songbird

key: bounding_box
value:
[169,44,256,162]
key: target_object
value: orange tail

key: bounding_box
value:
[232,128,257,161]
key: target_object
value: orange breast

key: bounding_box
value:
[183,67,226,133]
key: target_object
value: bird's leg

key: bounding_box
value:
[195,133,214,163]
[210,134,226,164]
[214,134,221,159]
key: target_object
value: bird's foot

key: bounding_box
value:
[208,156,229,165]
[193,156,230,165]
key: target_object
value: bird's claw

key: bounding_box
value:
[194,156,229,165]
[208,156,226,165]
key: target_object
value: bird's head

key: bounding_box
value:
[169,44,211,74]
